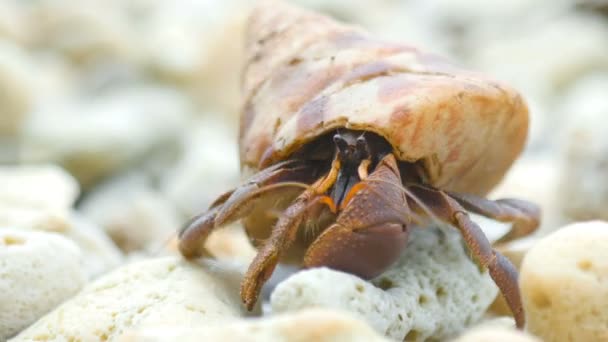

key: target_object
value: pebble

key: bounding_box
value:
[20,86,190,188]
[271,226,499,341]
[0,164,79,211]
[0,164,123,278]
[27,1,141,67]
[0,228,85,341]
[520,221,608,342]
[11,257,254,342]
[80,172,181,254]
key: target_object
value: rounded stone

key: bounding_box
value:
[12,257,254,341]
[271,226,498,341]
[520,221,608,342]
[0,228,85,340]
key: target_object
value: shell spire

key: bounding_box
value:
[240,1,529,196]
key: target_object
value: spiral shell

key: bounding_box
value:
[240,1,528,195]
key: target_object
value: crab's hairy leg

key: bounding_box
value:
[241,158,341,310]
[214,160,321,225]
[304,154,410,279]
[407,185,525,329]
[447,192,540,244]
[178,160,319,259]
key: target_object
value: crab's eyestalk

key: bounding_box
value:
[333,131,370,163]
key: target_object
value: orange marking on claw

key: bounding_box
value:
[317,195,338,214]
[339,182,367,210]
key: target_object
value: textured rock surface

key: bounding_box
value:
[520,221,608,342]
[118,308,388,342]
[12,257,253,342]
[0,228,85,341]
[271,227,498,341]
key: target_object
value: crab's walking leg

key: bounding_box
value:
[304,154,410,279]
[447,192,540,244]
[240,159,341,310]
[407,185,525,328]
[178,159,318,258]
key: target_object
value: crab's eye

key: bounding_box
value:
[333,134,349,153]
[356,136,369,158]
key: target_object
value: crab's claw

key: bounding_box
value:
[303,154,410,278]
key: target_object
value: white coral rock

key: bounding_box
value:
[20,86,190,188]
[271,226,498,341]
[11,257,253,342]
[118,308,388,342]
[520,221,608,342]
[0,228,85,341]
[0,165,123,278]
[80,172,182,254]
[0,164,79,211]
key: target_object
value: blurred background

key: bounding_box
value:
[1,0,607,262]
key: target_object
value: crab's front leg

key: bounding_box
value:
[407,185,526,328]
[178,159,320,258]
[240,159,342,309]
[303,154,411,279]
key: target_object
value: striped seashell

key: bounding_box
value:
[239,0,528,196]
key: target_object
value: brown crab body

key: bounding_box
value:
[179,0,539,329]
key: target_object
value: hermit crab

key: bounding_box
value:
[178,1,540,328]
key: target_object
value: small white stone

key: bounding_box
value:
[117,308,388,342]
[271,227,499,341]
[520,221,608,342]
[27,1,141,66]
[0,164,123,278]
[66,213,125,279]
[20,86,190,188]
[0,228,85,341]
[1,209,123,280]
[80,172,181,253]
[0,164,79,211]
[11,257,253,342]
